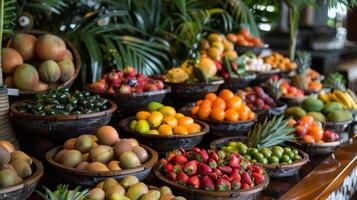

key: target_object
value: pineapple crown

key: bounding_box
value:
[247,116,296,149]
[323,72,346,91]
[36,185,89,200]
[295,52,311,75]
[264,78,282,99]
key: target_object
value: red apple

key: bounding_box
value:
[123,66,136,77]
[144,84,158,91]
[90,82,107,93]
[119,85,132,94]
[154,80,164,90]
[295,125,307,137]
[107,71,119,83]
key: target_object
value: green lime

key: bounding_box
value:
[293,155,302,161]
[251,159,257,163]
[260,147,272,157]
[272,146,284,153]
[226,146,236,152]
[228,141,237,147]
[292,149,299,155]
[130,120,137,131]
[268,156,280,164]
[254,153,264,160]
[287,160,292,164]
[285,151,295,159]
[147,101,164,112]
[280,155,291,163]
[238,146,248,155]
[272,149,283,159]
[243,155,251,160]
[258,157,268,164]
[283,147,291,153]
[248,148,259,156]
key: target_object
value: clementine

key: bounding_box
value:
[219,89,234,101]
[210,107,225,121]
[212,97,226,110]
[173,126,189,135]
[226,96,242,110]
[205,93,217,101]
[225,109,239,121]
[158,124,173,135]
[178,116,194,126]
[136,111,151,120]
[191,106,200,115]
[198,106,211,119]
[187,123,201,134]
[163,116,178,128]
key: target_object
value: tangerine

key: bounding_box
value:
[196,100,203,106]
[205,93,217,101]
[163,116,178,128]
[198,106,211,119]
[191,106,200,115]
[210,107,225,121]
[178,116,194,126]
[300,115,314,126]
[239,110,249,121]
[219,89,234,101]
[159,106,176,117]
[136,111,151,120]
[187,123,201,134]
[173,126,189,135]
[308,125,323,141]
[248,112,255,120]
[302,135,315,144]
[225,109,239,121]
[200,99,212,108]
[158,124,173,135]
[226,96,242,109]
[175,113,185,119]
[212,97,226,110]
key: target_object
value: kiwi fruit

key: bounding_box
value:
[10,151,32,165]
[10,160,32,179]
[60,149,82,168]
[114,139,132,158]
[0,145,10,166]
[132,146,149,163]
[119,152,141,169]
[0,169,17,188]
[90,145,113,163]
[74,135,93,153]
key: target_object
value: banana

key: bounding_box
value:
[334,90,352,108]
[344,92,357,109]
[329,93,347,108]
[318,92,330,104]
[347,89,357,103]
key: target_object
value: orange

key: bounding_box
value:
[248,112,255,120]
[187,123,201,134]
[196,100,203,106]
[159,106,176,117]
[173,125,189,135]
[163,116,178,128]
[198,106,211,119]
[300,115,314,127]
[239,110,249,121]
[158,124,173,135]
[200,99,212,108]
[225,109,239,121]
[302,135,315,144]
[175,113,185,119]
[288,118,297,126]
[212,97,226,110]
[219,89,234,101]
[205,93,217,101]
[226,96,242,110]
[136,111,151,120]
[191,106,200,115]
[210,108,225,121]
[178,116,194,126]
[308,125,323,141]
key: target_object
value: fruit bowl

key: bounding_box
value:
[119,117,209,154]
[165,80,224,103]
[288,140,341,155]
[279,95,305,107]
[45,144,158,186]
[154,165,269,200]
[10,99,117,142]
[85,85,170,117]
[0,157,43,200]
[219,74,256,92]
[324,119,353,133]
[210,137,309,178]
[254,100,287,121]
[250,69,280,85]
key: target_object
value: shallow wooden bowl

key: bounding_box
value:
[165,80,224,103]
[85,86,170,117]
[46,144,158,186]
[254,101,287,122]
[288,140,341,155]
[210,137,309,178]
[154,164,269,200]
[0,157,43,200]
[279,96,305,107]
[119,117,209,154]
[10,99,117,142]
[219,74,256,92]
[250,69,280,85]
[324,119,352,133]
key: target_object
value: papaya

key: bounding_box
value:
[302,97,324,112]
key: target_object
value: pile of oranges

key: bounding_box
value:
[263,52,297,71]
[191,89,256,122]
[226,29,263,47]
[290,115,324,144]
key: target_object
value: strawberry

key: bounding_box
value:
[173,164,183,174]
[214,61,223,71]
[213,168,223,177]
[229,155,240,168]
[252,165,264,174]
[208,158,217,169]
[161,164,174,174]
[187,176,200,189]
[197,162,212,175]
[192,147,201,153]
[216,176,231,191]
[242,182,250,190]
[167,150,181,161]
[184,160,198,176]
[209,172,218,181]
[241,171,253,186]
[229,168,241,181]
[177,172,189,185]
[230,177,241,190]
[209,151,219,161]
[167,171,177,181]
[218,166,232,174]
[195,150,209,162]
[252,172,265,185]
[174,155,188,164]
[201,176,215,191]
[158,159,168,169]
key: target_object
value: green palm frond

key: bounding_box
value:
[324,0,357,8]
[2,0,17,35]
[23,0,67,15]
[36,185,89,200]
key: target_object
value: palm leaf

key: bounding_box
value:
[23,0,67,15]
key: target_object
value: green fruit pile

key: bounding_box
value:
[16,88,109,116]
[222,142,302,164]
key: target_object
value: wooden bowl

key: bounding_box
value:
[279,96,305,107]
[10,99,117,142]
[119,117,209,154]
[253,101,287,122]
[165,80,224,103]
[210,137,309,178]
[324,119,353,133]
[250,69,280,85]
[154,165,269,200]
[0,157,43,200]
[46,144,158,186]
[219,74,256,92]
[287,140,341,155]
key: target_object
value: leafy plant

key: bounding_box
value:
[36,185,89,200]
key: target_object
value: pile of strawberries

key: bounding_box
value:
[158,148,266,191]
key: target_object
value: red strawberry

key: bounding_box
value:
[167,150,181,161]
[177,172,189,185]
[187,176,200,189]
[198,162,212,175]
[167,171,177,181]
[231,177,241,190]
[174,155,188,164]
[184,160,198,176]
[213,168,223,177]
[208,158,217,169]
[218,166,232,174]
[192,147,201,153]
[173,164,183,174]
[229,168,241,181]
[229,155,241,168]
[209,172,218,181]
[242,182,250,190]
[241,171,253,186]
[196,150,209,162]
[216,176,232,191]
[252,165,264,174]
[158,159,168,168]
[162,164,174,174]
[209,151,219,161]
[201,176,215,191]
[252,172,265,185]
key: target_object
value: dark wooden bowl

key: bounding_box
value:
[219,74,257,92]
[154,164,269,200]
[165,80,224,103]
[253,101,287,122]
[119,117,209,154]
[250,69,280,85]
[46,144,158,187]
[287,140,341,155]
[210,137,309,178]
[324,119,353,133]
[10,99,117,142]
[304,88,331,95]
[85,86,170,117]
[277,69,294,78]
[279,96,305,107]
[234,45,267,55]
[0,157,43,200]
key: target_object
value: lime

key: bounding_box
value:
[285,151,295,159]
[283,147,291,153]
[248,148,259,156]
[226,146,236,153]
[228,142,237,147]
[251,159,257,163]
[147,101,164,112]
[258,157,268,164]
[272,146,284,153]
[135,120,150,134]
[268,156,280,164]
[254,153,264,160]
[287,160,293,164]
[130,120,137,131]
[293,155,302,161]
[280,155,291,163]
[238,146,248,155]
[260,147,272,157]
[292,149,299,155]
[272,149,283,159]
[243,155,251,160]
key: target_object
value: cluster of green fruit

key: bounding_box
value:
[16,88,109,116]
[87,176,185,200]
[222,142,302,165]
[286,97,352,123]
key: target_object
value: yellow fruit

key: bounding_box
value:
[158,124,173,135]
[159,106,176,117]
[180,60,194,78]
[147,130,159,135]
[163,116,178,128]
[173,126,188,135]
[175,113,185,119]
[136,111,151,120]
[197,57,217,78]
[164,68,189,83]
[147,111,164,128]
[318,92,330,104]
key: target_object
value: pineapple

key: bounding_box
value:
[264,78,282,99]
[291,52,311,90]
[246,116,295,149]
[323,72,346,91]
[36,185,89,200]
